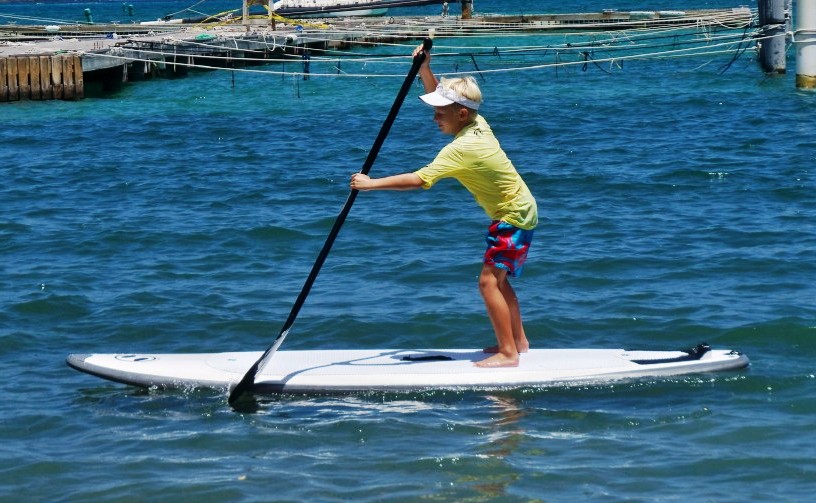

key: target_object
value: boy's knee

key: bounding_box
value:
[478,275,492,294]
[478,265,505,293]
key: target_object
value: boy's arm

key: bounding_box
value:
[350,172,423,191]
[413,44,438,93]
[349,45,434,193]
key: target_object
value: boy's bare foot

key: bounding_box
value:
[474,353,519,368]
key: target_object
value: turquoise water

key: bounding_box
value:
[2,1,816,501]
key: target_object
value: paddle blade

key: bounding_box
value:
[228,358,262,406]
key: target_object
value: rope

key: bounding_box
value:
[85,33,757,79]
[63,7,759,81]
[164,0,211,20]
[118,20,756,67]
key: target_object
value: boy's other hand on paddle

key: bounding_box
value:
[350,173,371,191]
[413,43,431,66]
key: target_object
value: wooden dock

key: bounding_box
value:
[0,54,83,101]
[0,8,755,103]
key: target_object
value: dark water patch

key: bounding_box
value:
[245,223,315,244]
[771,183,816,205]
[203,319,278,349]
[726,320,816,354]
[10,293,92,320]
[0,331,35,355]
[68,484,246,503]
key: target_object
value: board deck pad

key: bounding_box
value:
[67,344,749,394]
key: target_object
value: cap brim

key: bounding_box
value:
[419,91,454,107]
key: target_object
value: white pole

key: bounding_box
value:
[796,0,816,88]
[242,0,249,31]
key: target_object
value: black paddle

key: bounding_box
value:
[228,38,433,407]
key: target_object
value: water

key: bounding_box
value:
[2,0,816,501]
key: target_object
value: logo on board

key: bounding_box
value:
[115,354,157,362]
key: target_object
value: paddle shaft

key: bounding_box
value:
[229,39,433,406]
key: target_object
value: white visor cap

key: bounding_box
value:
[419,83,481,110]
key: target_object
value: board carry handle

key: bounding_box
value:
[229,38,434,408]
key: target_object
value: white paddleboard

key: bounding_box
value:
[67,344,749,394]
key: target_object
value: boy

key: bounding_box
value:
[350,45,538,367]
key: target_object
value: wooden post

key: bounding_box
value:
[29,56,41,100]
[8,57,19,101]
[0,58,8,102]
[18,56,30,99]
[757,0,790,73]
[39,56,52,99]
[461,0,472,20]
[52,55,64,99]
[243,0,249,31]
[63,55,75,100]
[74,55,84,100]
[797,0,816,88]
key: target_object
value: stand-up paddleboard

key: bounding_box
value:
[67,343,748,394]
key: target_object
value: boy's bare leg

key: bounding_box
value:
[476,265,519,367]
[483,276,529,354]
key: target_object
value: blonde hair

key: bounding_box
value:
[439,76,482,112]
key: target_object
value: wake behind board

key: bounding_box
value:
[67,344,748,394]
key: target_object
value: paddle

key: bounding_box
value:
[228,38,433,407]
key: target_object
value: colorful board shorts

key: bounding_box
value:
[484,220,534,278]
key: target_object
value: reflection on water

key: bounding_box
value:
[470,394,529,499]
[482,394,527,456]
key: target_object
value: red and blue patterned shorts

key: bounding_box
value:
[484,220,534,278]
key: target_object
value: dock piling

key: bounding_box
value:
[7,57,19,101]
[0,57,8,102]
[757,0,790,73]
[62,56,74,100]
[52,56,63,99]
[18,56,30,99]
[0,54,85,102]
[39,56,52,99]
[796,0,816,88]
[461,0,472,20]
[29,56,41,100]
